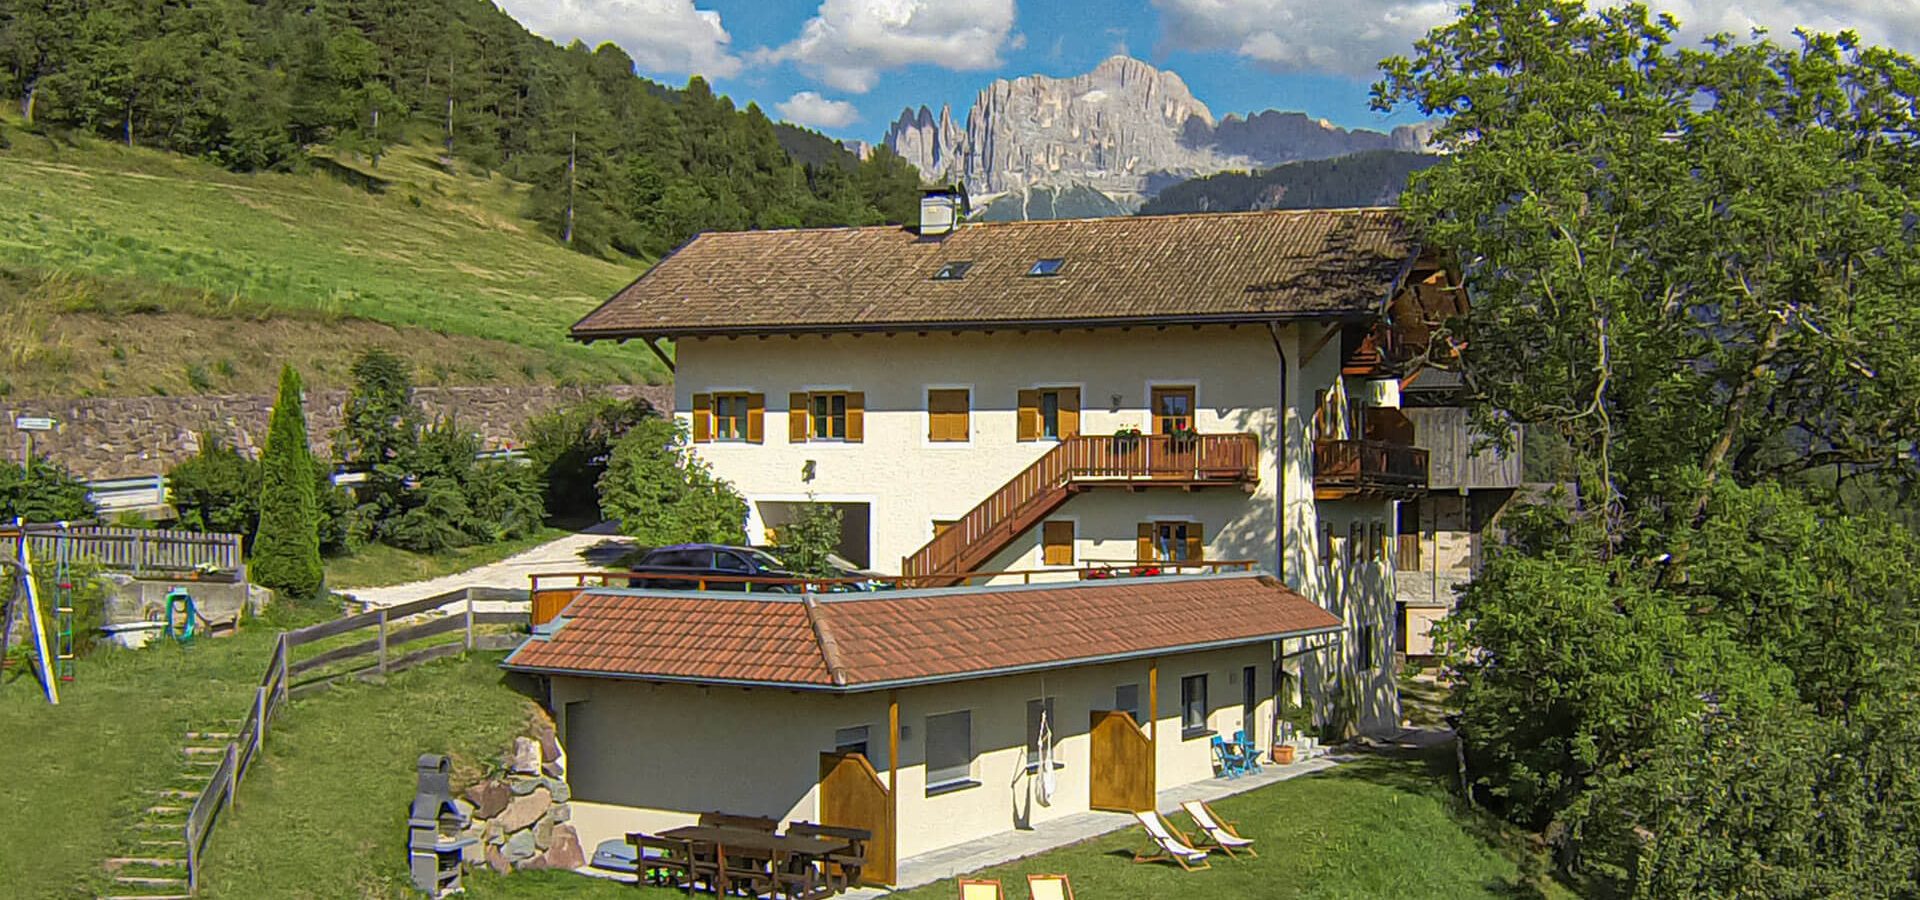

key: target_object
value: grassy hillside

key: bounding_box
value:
[0,120,659,397]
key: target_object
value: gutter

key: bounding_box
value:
[571,310,1383,344]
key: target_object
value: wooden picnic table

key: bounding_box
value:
[657,825,852,897]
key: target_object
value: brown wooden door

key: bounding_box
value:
[818,752,895,885]
[1088,710,1155,812]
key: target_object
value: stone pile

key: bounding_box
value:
[456,724,585,874]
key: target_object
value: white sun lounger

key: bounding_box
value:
[1132,810,1212,871]
[1182,799,1258,859]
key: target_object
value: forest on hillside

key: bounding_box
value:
[1140,150,1443,215]
[0,0,925,259]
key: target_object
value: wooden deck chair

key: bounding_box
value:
[1027,873,1077,900]
[1181,800,1258,859]
[959,878,1005,900]
[1131,810,1212,871]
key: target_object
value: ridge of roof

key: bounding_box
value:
[801,593,849,687]
[667,205,1409,240]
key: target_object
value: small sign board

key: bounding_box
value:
[14,416,55,432]
[332,471,370,486]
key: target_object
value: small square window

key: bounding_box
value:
[1027,258,1064,277]
[834,725,870,758]
[711,393,750,441]
[933,261,974,280]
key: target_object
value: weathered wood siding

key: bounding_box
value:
[1406,408,1523,490]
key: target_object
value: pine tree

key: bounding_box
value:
[253,364,323,600]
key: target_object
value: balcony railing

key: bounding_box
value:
[1313,439,1428,496]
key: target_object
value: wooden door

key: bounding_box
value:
[818,752,895,885]
[1088,710,1155,812]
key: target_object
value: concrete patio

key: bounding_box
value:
[843,748,1353,896]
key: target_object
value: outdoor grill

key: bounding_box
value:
[407,754,475,897]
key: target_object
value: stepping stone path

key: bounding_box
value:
[99,724,237,900]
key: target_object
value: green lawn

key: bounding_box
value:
[324,527,568,589]
[889,750,1574,900]
[0,120,657,394]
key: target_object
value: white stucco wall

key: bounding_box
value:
[551,643,1276,863]
[671,324,1401,735]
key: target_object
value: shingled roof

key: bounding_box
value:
[571,208,1419,340]
[501,573,1342,691]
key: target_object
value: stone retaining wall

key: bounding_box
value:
[459,723,585,873]
[0,384,671,480]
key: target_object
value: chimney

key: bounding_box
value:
[918,184,969,236]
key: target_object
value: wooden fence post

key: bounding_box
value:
[254,686,268,754]
[185,820,198,894]
[275,633,289,708]
[376,609,389,676]
[223,744,238,812]
[464,589,475,651]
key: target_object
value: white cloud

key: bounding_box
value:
[1153,0,1920,79]
[498,0,742,79]
[759,0,1018,94]
[775,91,862,129]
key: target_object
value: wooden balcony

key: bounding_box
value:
[1313,439,1428,500]
[901,433,1259,584]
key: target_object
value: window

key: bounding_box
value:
[1115,684,1141,726]
[789,391,864,443]
[925,710,975,794]
[1371,521,1388,562]
[1397,500,1422,571]
[691,392,763,444]
[834,726,870,758]
[1025,697,1059,770]
[932,519,958,540]
[1319,523,1334,569]
[1151,386,1196,434]
[1180,674,1210,738]
[933,260,974,280]
[927,388,971,442]
[714,551,750,573]
[1241,666,1259,745]
[1042,520,1075,566]
[1139,521,1204,564]
[1359,625,1378,670]
[1017,387,1079,441]
[1027,258,1064,277]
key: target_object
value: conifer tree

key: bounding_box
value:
[253,364,323,600]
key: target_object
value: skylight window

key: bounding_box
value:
[1027,258,1065,277]
[933,261,974,281]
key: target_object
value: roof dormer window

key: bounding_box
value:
[933,261,974,280]
[1027,258,1065,277]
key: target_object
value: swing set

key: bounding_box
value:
[1,519,77,705]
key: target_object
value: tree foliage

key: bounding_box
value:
[252,364,323,599]
[773,500,843,578]
[1379,3,1920,894]
[0,0,925,256]
[167,432,259,537]
[597,417,746,547]
[0,457,94,523]
[518,395,659,518]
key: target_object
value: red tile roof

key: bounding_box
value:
[570,209,1419,340]
[503,574,1341,690]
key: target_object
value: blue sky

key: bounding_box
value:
[496,0,1920,142]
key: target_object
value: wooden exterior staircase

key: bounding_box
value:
[901,433,1259,586]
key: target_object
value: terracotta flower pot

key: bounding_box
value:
[1272,744,1296,765]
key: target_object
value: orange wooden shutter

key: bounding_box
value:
[1017,389,1041,441]
[1043,520,1075,566]
[789,392,809,442]
[746,393,765,444]
[1137,522,1154,563]
[1185,523,1205,563]
[1059,387,1081,438]
[928,389,968,442]
[845,391,865,442]
[691,393,712,443]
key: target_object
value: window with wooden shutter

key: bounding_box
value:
[845,391,864,442]
[1017,389,1041,441]
[745,393,764,444]
[1185,522,1205,562]
[691,393,712,442]
[1319,522,1334,569]
[1348,522,1364,566]
[709,393,756,442]
[928,389,970,442]
[788,393,809,442]
[1136,522,1154,563]
[1057,387,1081,438]
[1143,521,1203,564]
[1042,520,1074,566]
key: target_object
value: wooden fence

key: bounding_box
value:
[1,525,244,574]
[180,586,527,893]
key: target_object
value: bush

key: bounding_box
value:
[380,419,545,552]
[598,418,746,546]
[0,458,95,523]
[167,432,260,537]
[252,365,323,600]
[774,500,842,577]
[519,396,657,518]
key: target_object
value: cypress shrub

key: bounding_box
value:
[252,365,323,600]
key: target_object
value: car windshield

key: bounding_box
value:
[743,548,787,569]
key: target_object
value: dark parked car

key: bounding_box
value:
[626,543,802,592]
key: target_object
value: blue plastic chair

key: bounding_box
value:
[1233,730,1263,774]
[1211,735,1249,779]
